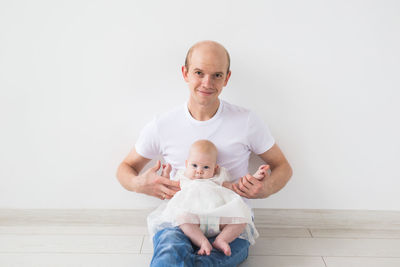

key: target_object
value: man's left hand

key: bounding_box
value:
[232,172,270,199]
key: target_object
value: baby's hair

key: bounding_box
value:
[189,139,218,160]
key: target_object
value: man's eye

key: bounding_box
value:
[215,74,222,78]
[195,71,202,75]
[192,164,197,168]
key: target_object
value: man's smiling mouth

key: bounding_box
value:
[198,90,214,95]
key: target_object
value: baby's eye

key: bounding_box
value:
[204,166,209,169]
[192,164,197,168]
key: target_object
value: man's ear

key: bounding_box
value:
[223,70,231,86]
[182,66,189,82]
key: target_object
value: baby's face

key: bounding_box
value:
[184,151,217,179]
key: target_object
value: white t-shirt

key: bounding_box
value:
[135,99,275,186]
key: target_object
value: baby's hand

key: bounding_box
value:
[253,165,270,180]
[161,163,172,178]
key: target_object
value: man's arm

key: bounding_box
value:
[116,148,180,199]
[232,143,292,199]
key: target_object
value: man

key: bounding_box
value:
[116,40,292,266]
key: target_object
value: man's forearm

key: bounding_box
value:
[116,162,141,192]
[263,163,292,198]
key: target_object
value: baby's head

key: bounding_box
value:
[184,140,219,179]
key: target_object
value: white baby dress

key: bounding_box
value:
[147,167,259,245]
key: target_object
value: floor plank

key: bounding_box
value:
[0,209,150,227]
[250,237,400,257]
[0,234,143,253]
[0,225,148,235]
[310,228,400,239]
[239,256,326,267]
[0,253,152,267]
[257,227,312,238]
[0,225,310,238]
[324,257,400,267]
[253,209,400,229]
[141,236,152,254]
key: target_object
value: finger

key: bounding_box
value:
[243,174,255,186]
[157,191,166,200]
[232,183,243,194]
[167,185,181,191]
[238,178,250,193]
[247,175,265,196]
[164,194,173,199]
[247,173,266,186]
[151,160,161,172]
[222,181,233,190]
[161,177,180,189]
[154,176,181,192]
[240,176,252,191]
[160,184,179,197]
[243,178,258,198]
[164,185,180,193]
[232,184,249,198]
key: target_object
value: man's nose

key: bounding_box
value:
[201,75,213,88]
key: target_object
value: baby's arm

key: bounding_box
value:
[253,165,269,180]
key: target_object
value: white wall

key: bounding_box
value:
[1,0,399,210]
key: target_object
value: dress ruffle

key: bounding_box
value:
[147,168,259,245]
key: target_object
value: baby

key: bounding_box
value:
[155,140,268,256]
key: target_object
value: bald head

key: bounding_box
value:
[189,139,218,161]
[184,40,230,74]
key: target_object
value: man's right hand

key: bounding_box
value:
[136,160,180,200]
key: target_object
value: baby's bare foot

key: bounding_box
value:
[212,238,231,256]
[197,240,212,256]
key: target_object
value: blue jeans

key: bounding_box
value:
[150,227,250,267]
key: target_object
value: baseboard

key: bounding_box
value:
[1,209,399,230]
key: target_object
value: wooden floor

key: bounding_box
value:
[1,209,400,266]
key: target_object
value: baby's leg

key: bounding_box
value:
[180,223,212,255]
[253,164,270,180]
[212,223,246,256]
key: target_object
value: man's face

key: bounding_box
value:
[182,46,231,107]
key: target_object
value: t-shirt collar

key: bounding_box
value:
[184,99,224,125]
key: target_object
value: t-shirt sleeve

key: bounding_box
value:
[134,117,161,159]
[246,111,275,155]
